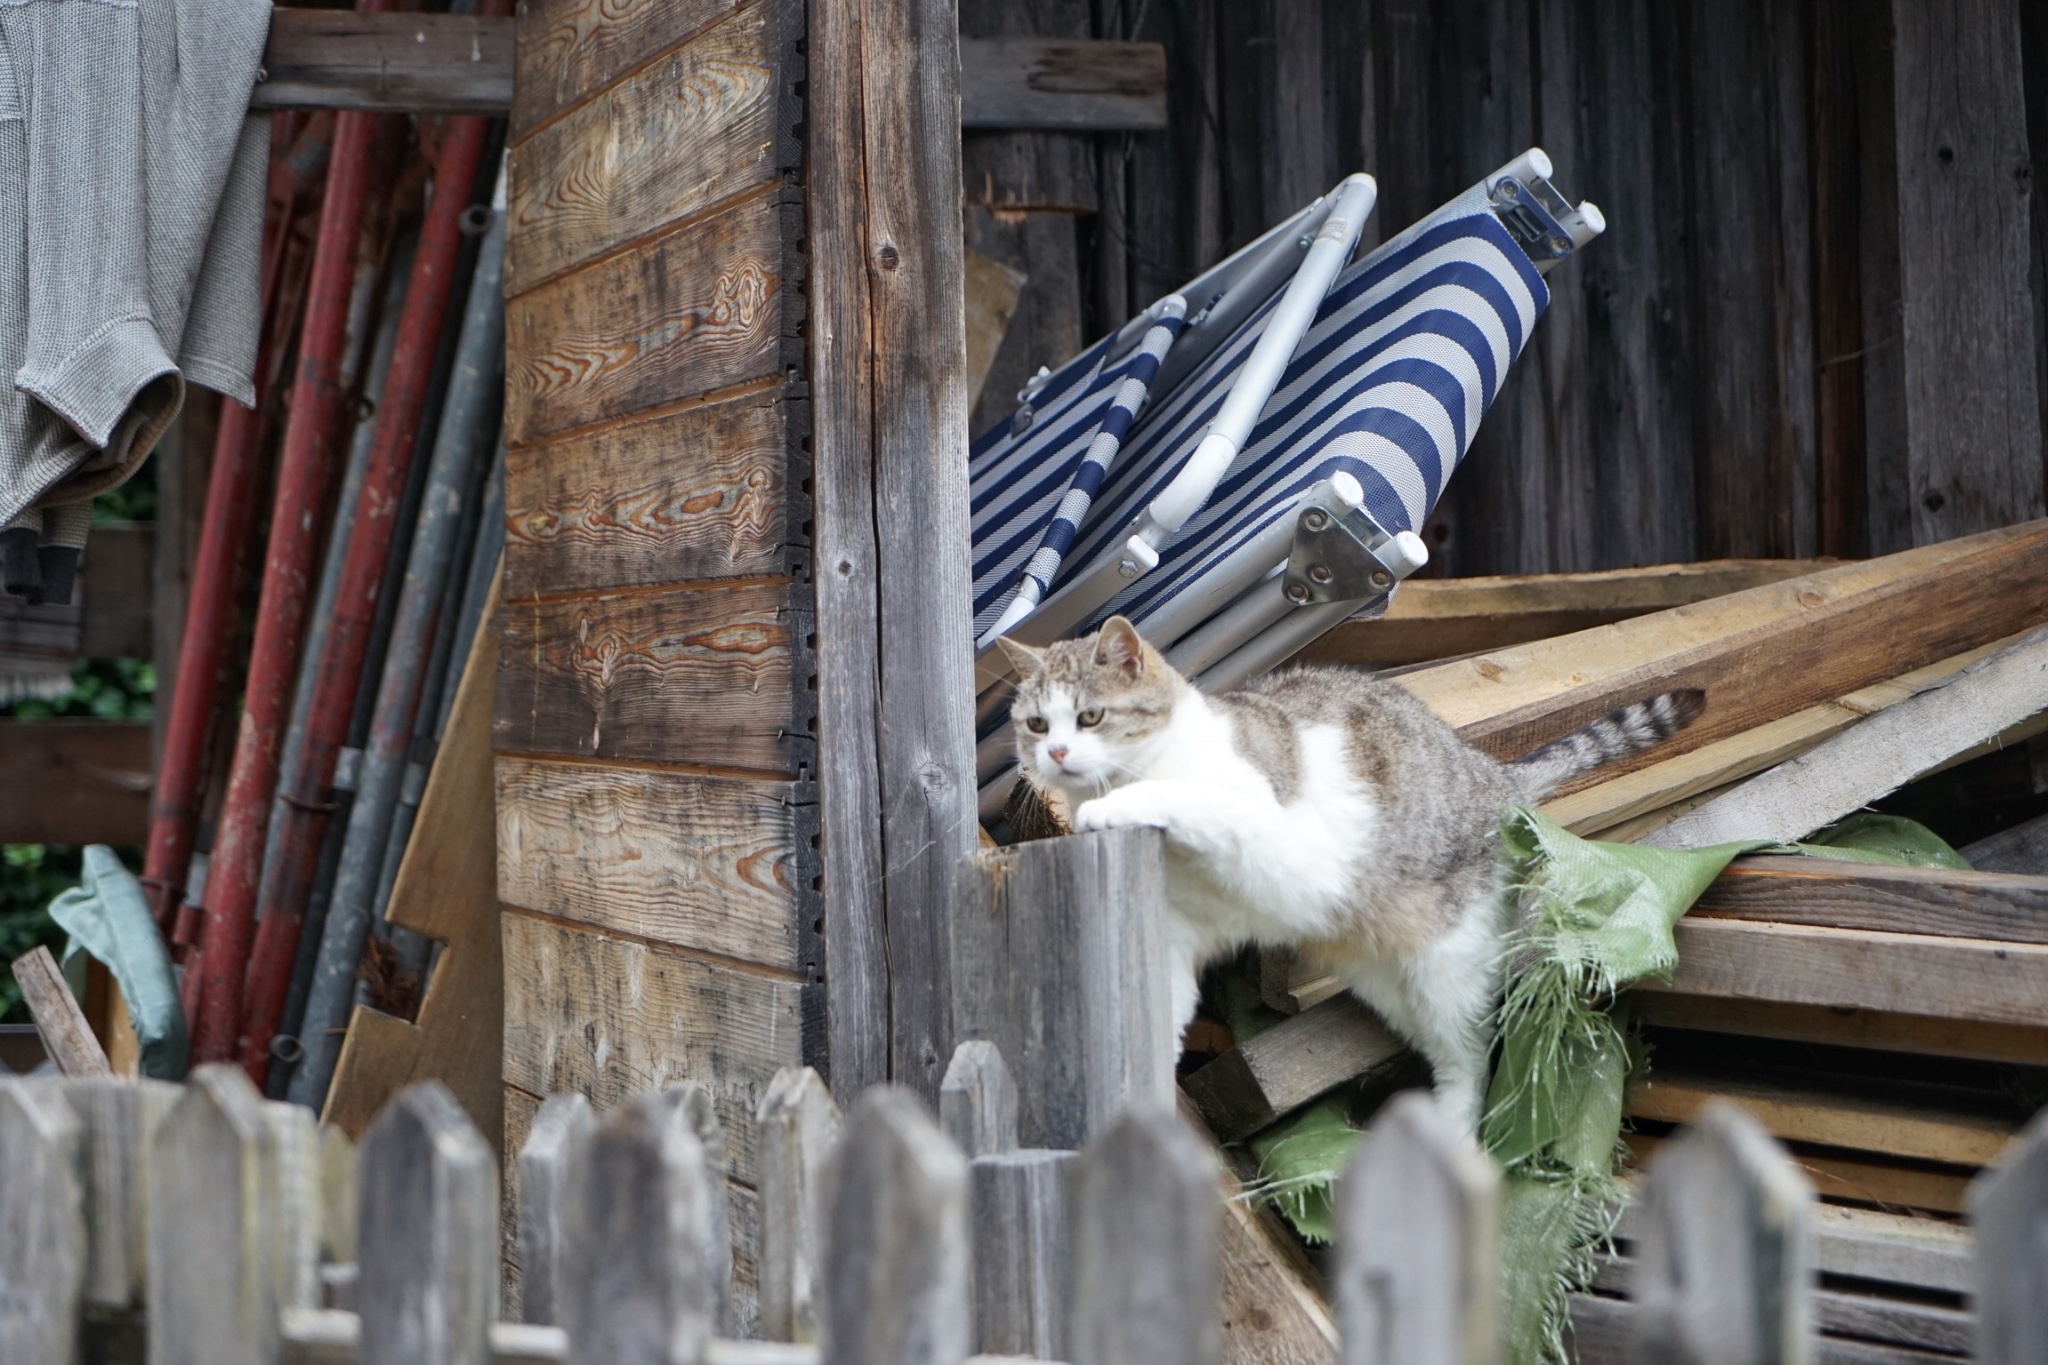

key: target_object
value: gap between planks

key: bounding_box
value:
[502,179,790,304]
[499,902,811,986]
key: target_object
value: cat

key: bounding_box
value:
[999,615,1704,1133]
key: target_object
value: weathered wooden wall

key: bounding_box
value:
[1064,0,2048,574]
[497,0,819,1327]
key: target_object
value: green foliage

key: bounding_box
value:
[92,459,157,523]
[1,658,154,720]
[0,845,81,1022]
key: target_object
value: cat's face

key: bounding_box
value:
[1000,617,1185,795]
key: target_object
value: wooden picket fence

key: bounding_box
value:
[4,1042,2046,1365]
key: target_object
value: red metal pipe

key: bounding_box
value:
[142,112,317,934]
[186,106,389,1063]
[235,98,506,1081]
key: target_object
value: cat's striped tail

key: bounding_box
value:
[1509,689,1706,798]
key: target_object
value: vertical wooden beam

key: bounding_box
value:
[1866,0,2043,550]
[809,0,978,1101]
[1970,1109,2048,1363]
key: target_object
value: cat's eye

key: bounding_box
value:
[1025,716,1049,733]
[1077,709,1104,727]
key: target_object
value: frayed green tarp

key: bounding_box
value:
[1244,809,1966,1363]
[48,844,186,1080]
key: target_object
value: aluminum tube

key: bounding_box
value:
[1164,576,1294,678]
[1146,195,1333,398]
[189,98,392,1060]
[1193,598,1366,696]
[284,180,507,1104]
[229,101,501,1078]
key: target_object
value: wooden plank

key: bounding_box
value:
[1884,0,2045,547]
[1633,994,2048,1067]
[1623,1132,1971,1216]
[756,1068,840,1345]
[1961,809,2048,875]
[325,580,505,1157]
[1394,521,2048,782]
[1543,637,2006,835]
[500,911,805,1187]
[496,757,803,971]
[1333,1092,1499,1365]
[1689,857,2048,945]
[1649,625,2048,847]
[1627,1103,1814,1362]
[358,1084,497,1365]
[512,0,735,139]
[962,247,1026,407]
[1625,1069,2015,1168]
[959,38,1166,131]
[514,1092,593,1328]
[64,1078,177,1309]
[951,830,1176,1150]
[0,1080,85,1365]
[503,191,799,445]
[968,1148,1078,1359]
[494,580,802,774]
[563,1092,721,1365]
[939,1040,1019,1158]
[1302,561,1830,669]
[255,9,515,114]
[1970,1109,2048,1363]
[1072,1107,1221,1365]
[1638,918,2048,1029]
[808,0,978,1100]
[1588,1256,1971,1356]
[0,720,151,845]
[1569,1295,1957,1365]
[821,1089,972,1365]
[1616,1196,1972,1296]
[10,946,111,1078]
[503,388,802,599]
[1184,996,1408,1142]
[504,0,799,297]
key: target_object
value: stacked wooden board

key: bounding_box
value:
[1177,522,2048,1362]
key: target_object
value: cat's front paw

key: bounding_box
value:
[1073,788,1171,833]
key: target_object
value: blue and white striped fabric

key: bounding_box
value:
[968,181,1548,642]
[975,307,1186,644]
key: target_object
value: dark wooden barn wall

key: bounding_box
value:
[1055,0,2048,575]
[495,0,817,1326]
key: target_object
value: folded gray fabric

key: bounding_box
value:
[0,0,272,603]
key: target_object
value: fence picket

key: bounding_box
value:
[267,1100,324,1314]
[758,1068,843,1345]
[148,1064,286,1365]
[516,1092,594,1328]
[951,830,1175,1148]
[1333,1091,1499,1365]
[1069,1105,1220,1365]
[357,1081,497,1365]
[656,1084,736,1335]
[940,1042,1019,1158]
[1969,1107,2048,1363]
[63,1075,177,1310]
[969,1148,1076,1359]
[1628,1100,1814,1365]
[0,1079,86,1365]
[562,1089,720,1365]
[821,1086,971,1365]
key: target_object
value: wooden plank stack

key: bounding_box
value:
[4,1065,2045,1365]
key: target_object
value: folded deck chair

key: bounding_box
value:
[970,150,1604,821]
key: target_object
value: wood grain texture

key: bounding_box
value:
[968,1147,1077,1360]
[1184,996,1408,1143]
[1691,858,2048,945]
[808,0,978,1100]
[10,947,111,1078]
[511,0,739,139]
[513,1091,593,1328]
[1633,994,2048,1067]
[504,389,804,598]
[1969,1109,2048,1364]
[1396,521,2048,779]
[504,192,800,445]
[0,721,151,846]
[1961,809,2048,875]
[939,1040,1019,1158]
[1626,1070,2014,1168]
[1886,0,2046,546]
[63,1077,177,1309]
[497,757,804,971]
[505,0,799,296]
[501,911,806,1187]
[1639,917,2048,1029]
[0,1079,85,1365]
[1625,1130,1971,1217]
[958,38,1166,131]
[756,1067,840,1345]
[256,10,514,114]
[495,580,803,773]
[325,580,505,1157]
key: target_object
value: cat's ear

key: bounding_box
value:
[996,635,1048,678]
[1096,616,1146,678]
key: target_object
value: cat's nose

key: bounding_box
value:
[1047,744,1069,765]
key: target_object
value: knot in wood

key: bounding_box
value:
[877,243,900,271]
